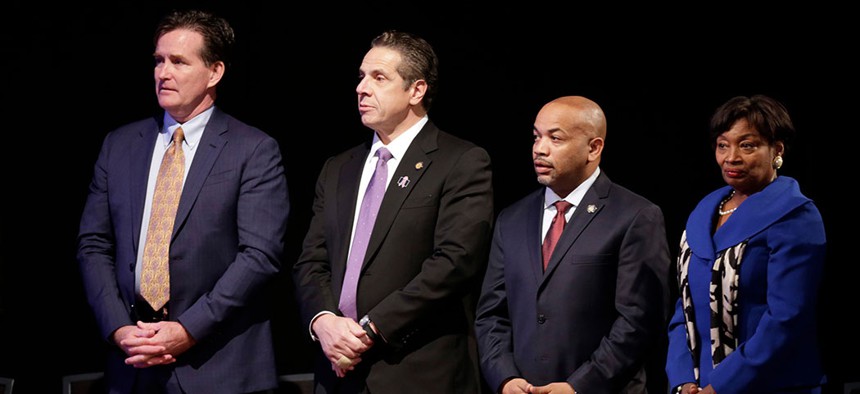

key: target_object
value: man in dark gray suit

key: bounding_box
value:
[293,30,494,394]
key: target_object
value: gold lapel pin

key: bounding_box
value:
[587,204,598,213]
[415,162,424,170]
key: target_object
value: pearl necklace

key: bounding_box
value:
[718,190,737,216]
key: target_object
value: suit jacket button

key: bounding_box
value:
[537,314,546,324]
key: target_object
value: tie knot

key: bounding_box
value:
[376,147,392,163]
[173,127,185,144]
[554,200,573,215]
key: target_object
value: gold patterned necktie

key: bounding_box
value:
[140,127,185,311]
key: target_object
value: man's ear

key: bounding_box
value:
[208,61,225,88]
[409,79,427,106]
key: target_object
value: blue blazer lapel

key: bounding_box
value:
[172,110,227,240]
[527,191,545,284]
[131,118,161,253]
[542,173,609,279]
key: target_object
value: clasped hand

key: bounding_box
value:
[503,378,576,394]
[114,321,196,368]
[312,314,374,377]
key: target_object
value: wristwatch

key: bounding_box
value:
[672,383,688,394]
[359,315,382,343]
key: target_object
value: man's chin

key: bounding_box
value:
[157,99,179,111]
[360,115,378,129]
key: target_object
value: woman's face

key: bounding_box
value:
[715,118,783,195]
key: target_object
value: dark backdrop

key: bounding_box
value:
[2,2,855,393]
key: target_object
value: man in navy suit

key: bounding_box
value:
[475,96,670,394]
[76,9,289,393]
[293,30,494,393]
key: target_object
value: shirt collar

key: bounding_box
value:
[544,167,601,209]
[161,106,213,149]
[369,115,428,161]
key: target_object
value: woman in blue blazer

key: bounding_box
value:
[666,95,827,394]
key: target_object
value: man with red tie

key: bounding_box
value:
[475,96,671,394]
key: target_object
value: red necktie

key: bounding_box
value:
[542,200,572,271]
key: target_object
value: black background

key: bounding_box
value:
[2,2,856,393]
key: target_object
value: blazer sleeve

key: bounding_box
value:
[475,208,520,392]
[292,156,339,329]
[708,204,826,393]
[178,135,289,339]
[77,131,137,341]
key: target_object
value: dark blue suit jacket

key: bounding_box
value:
[476,172,670,394]
[77,108,289,393]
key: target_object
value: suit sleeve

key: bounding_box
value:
[292,156,339,329]
[77,131,136,341]
[178,135,289,340]
[475,208,521,391]
[571,203,671,393]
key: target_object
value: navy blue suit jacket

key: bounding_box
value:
[475,172,670,394]
[77,108,289,393]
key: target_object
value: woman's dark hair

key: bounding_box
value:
[709,94,795,152]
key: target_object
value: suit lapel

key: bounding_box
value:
[361,124,437,270]
[528,191,546,285]
[131,118,161,253]
[338,147,368,239]
[542,173,610,280]
[333,146,369,290]
[172,109,228,240]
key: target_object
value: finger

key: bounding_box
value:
[330,361,346,378]
[135,322,159,334]
[121,334,162,347]
[124,344,167,355]
[136,321,156,329]
[149,355,174,366]
[125,354,153,365]
[336,355,352,369]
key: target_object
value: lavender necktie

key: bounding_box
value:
[339,147,392,320]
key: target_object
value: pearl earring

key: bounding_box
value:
[773,155,783,170]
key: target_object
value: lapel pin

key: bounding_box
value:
[397,176,410,188]
[587,204,598,213]
[415,162,424,170]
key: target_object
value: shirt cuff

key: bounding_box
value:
[309,310,336,341]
